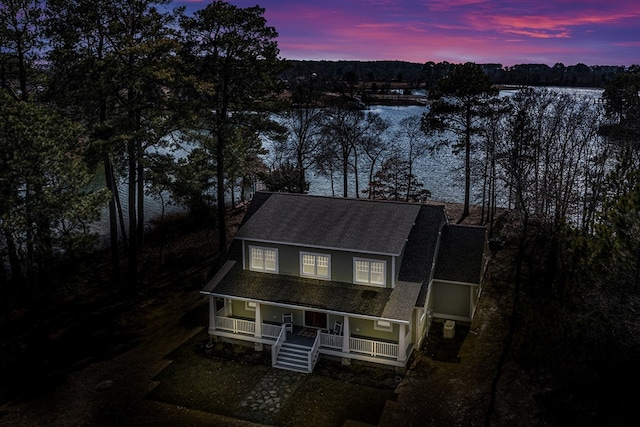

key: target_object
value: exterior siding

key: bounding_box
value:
[432,281,472,318]
[231,299,256,319]
[350,317,399,341]
[242,240,394,287]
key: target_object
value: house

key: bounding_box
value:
[201,192,488,373]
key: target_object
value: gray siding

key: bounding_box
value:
[432,281,471,318]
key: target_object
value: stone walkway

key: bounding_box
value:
[238,369,307,417]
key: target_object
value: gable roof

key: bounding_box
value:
[235,192,421,255]
[433,225,486,284]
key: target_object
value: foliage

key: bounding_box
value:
[0,0,44,100]
[274,76,324,193]
[0,91,109,278]
[178,0,283,252]
[318,99,389,197]
[258,162,309,194]
[422,62,498,217]
[363,156,429,202]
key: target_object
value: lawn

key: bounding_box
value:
[147,329,399,427]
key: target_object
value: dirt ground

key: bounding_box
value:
[0,201,535,427]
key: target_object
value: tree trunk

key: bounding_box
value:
[104,153,120,282]
[216,125,227,255]
[463,131,471,218]
[342,156,349,198]
[137,140,145,249]
[127,140,138,288]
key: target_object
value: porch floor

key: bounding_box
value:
[286,326,318,347]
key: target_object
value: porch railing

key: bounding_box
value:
[308,332,321,372]
[216,316,255,335]
[271,325,286,367]
[214,316,401,360]
[349,336,399,358]
[319,332,343,349]
[261,323,282,338]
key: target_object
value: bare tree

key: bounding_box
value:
[395,115,431,201]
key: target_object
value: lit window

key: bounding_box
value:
[374,319,393,332]
[250,246,278,273]
[301,252,330,279]
[354,258,386,286]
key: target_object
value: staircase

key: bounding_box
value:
[274,342,312,373]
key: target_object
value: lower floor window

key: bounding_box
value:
[374,319,393,332]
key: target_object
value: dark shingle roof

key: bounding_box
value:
[396,204,448,306]
[203,260,418,322]
[397,204,448,284]
[234,192,421,255]
[433,225,486,284]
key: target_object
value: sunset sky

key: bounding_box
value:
[176,0,640,66]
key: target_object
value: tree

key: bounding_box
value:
[364,155,429,202]
[275,75,324,193]
[179,1,283,254]
[395,115,430,201]
[422,62,498,219]
[46,0,183,286]
[600,67,640,159]
[0,91,108,312]
[0,0,43,100]
[259,162,309,194]
[319,99,387,198]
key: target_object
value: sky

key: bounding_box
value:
[175,0,640,66]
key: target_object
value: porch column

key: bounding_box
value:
[254,302,262,338]
[398,323,407,362]
[342,315,350,353]
[208,296,216,331]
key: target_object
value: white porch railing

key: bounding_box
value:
[271,326,286,367]
[214,316,401,361]
[349,336,399,358]
[319,332,343,349]
[216,316,255,335]
[261,323,282,338]
[308,333,321,372]
[321,332,399,359]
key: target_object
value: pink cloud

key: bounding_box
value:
[174,0,640,66]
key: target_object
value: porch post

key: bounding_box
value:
[342,315,350,353]
[208,296,216,331]
[254,302,262,338]
[398,323,406,362]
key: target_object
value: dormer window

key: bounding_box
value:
[250,246,278,273]
[301,252,330,279]
[354,258,386,286]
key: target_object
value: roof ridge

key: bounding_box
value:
[257,190,447,208]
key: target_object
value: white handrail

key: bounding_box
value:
[308,332,321,372]
[271,325,287,367]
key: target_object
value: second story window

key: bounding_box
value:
[301,252,330,279]
[354,258,386,286]
[250,246,278,273]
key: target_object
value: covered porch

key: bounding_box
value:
[207,296,412,369]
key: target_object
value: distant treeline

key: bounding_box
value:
[281,60,637,88]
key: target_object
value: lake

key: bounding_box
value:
[92,87,604,237]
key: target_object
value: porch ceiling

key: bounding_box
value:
[201,261,418,322]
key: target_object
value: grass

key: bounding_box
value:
[147,329,399,426]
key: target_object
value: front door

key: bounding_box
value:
[304,311,327,329]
